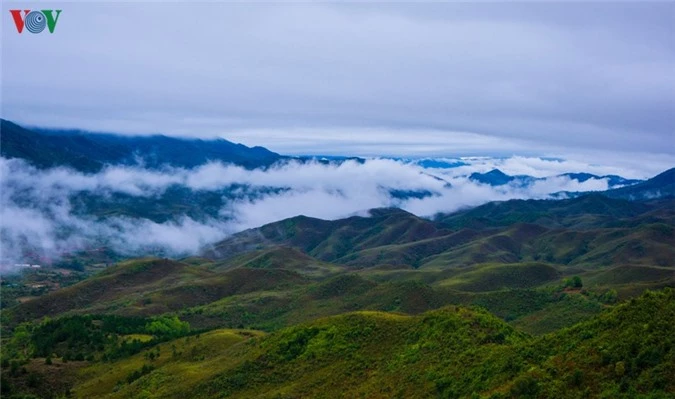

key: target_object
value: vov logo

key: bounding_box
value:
[9,10,62,34]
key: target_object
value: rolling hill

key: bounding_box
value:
[1,126,673,399]
[6,191,673,339]
[1,205,673,399]
[207,195,675,270]
[6,289,671,399]
[5,257,314,324]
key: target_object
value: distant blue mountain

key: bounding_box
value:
[469,169,513,186]
[559,173,642,187]
[468,169,536,187]
[294,155,366,165]
[1,119,283,171]
[465,167,675,201]
[602,168,675,200]
[414,159,468,169]
[468,169,642,190]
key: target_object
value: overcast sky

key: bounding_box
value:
[1,2,674,160]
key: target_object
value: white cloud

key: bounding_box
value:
[0,155,658,269]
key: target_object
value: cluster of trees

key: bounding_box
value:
[563,275,583,288]
[145,316,190,337]
[2,314,191,365]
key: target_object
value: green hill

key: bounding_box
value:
[436,263,561,292]
[9,288,667,399]
[6,257,310,324]
[436,194,654,230]
[204,208,448,262]
[6,194,673,334]
[2,188,674,398]
[208,196,675,271]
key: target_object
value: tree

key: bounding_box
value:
[145,316,189,338]
[572,276,583,288]
[564,276,583,289]
[9,324,34,360]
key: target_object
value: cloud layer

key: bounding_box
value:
[0,156,634,269]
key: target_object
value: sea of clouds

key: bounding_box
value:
[0,155,635,269]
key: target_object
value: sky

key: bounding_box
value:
[1,2,674,161]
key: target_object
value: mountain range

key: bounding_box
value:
[1,119,674,398]
[469,168,643,189]
[2,119,673,227]
[2,203,673,397]
[0,119,283,171]
[6,192,673,332]
[0,119,661,193]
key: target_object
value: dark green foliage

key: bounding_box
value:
[522,288,675,398]
[564,275,583,288]
[145,316,190,338]
[0,168,672,398]
[1,375,11,395]
[510,374,540,398]
[193,289,674,398]
[2,314,191,366]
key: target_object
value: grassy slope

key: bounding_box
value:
[208,197,675,271]
[435,262,561,292]
[205,208,448,262]
[7,252,672,336]
[436,194,654,229]
[5,196,673,342]
[6,257,311,324]
[74,329,263,399]
[70,289,674,399]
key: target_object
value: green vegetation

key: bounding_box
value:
[73,329,262,399]
[564,275,583,288]
[0,267,88,311]
[2,315,192,366]
[3,288,666,399]
[1,194,673,398]
[208,196,675,270]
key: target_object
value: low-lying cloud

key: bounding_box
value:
[0,156,643,270]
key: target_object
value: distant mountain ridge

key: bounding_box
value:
[469,168,642,189]
[470,169,522,185]
[602,167,675,200]
[0,119,283,171]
